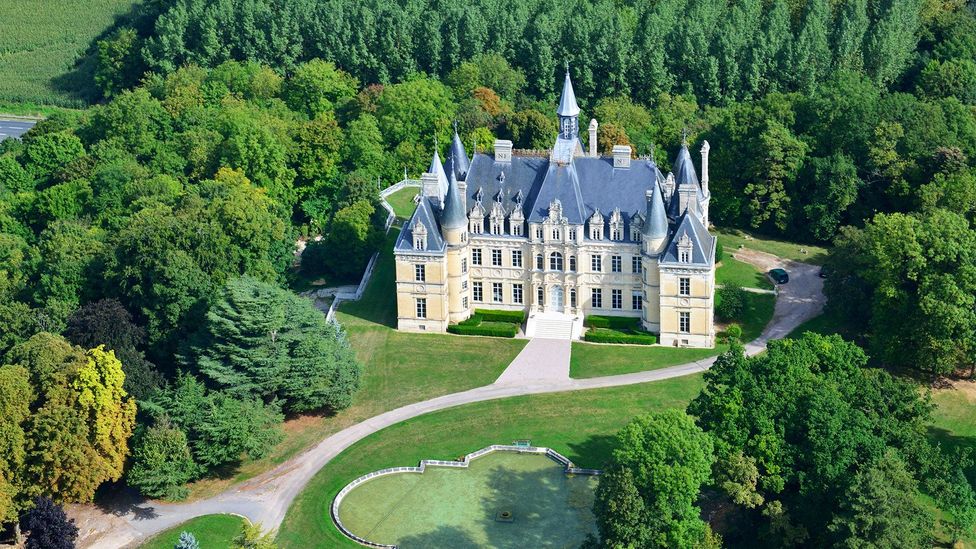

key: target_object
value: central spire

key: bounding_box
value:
[556,66,580,142]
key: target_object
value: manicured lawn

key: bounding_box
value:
[716,227,828,265]
[928,384,976,546]
[140,514,245,549]
[385,186,422,219]
[716,256,774,290]
[277,375,706,548]
[183,229,525,499]
[570,343,725,378]
[571,292,773,379]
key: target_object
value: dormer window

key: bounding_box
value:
[509,205,524,237]
[412,222,427,251]
[630,214,644,242]
[678,232,693,263]
[609,208,624,241]
[469,201,485,234]
[588,210,604,240]
[489,200,505,236]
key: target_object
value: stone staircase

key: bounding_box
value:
[527,315,576,340]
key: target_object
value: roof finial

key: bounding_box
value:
[650,142,656,164]
[565,60,570,74]
[681,127,688,146]
[434,134,439,149]
[452,119,459,134]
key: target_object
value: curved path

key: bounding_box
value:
[76,254,824,548]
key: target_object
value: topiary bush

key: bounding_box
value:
[447,322,517,337]
[583,328,657,345]
[585,315,641,330]
[475,309,527,324]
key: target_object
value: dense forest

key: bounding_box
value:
[1,0,975,544]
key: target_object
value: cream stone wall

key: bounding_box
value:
[395,224,716,348]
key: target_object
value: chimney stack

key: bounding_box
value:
[588,119,598,157]
[700,140,710,196]
[612,145,632,168]
[494,139,513,163]
[421,171,441,204]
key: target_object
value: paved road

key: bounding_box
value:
[73,254,824,548]
[0,118,37,140]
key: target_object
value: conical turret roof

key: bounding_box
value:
[642,177,669,240]
[429,148,449,198]
[449,128,470,180]
[440,156,467,230]
[556,70,580,117]
[672,144,700,188]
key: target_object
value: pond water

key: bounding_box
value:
[336,451,598,548]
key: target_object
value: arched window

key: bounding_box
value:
[569,256,577,272]
[535,254,544,270]
[549,252,563,271]
[570,288,577,308]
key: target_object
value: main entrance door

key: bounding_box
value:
[549,285,564,312]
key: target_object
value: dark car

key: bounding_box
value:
[769,268,789,284]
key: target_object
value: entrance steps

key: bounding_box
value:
[525,312,583,340]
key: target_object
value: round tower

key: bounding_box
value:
[441,156,471,323]
[641,180,669,333]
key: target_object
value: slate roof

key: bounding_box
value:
[556,70,580,117]
[462,153,663,239]
[660,211,715,265]
[642,175,669,240]
[395,196,446,254]
[450,130,470,180]
[428,149,449,198]
[440,156,467,229]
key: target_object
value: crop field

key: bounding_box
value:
[0,0,136,107]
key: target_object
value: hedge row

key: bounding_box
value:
[447,322,517,338]
[585,315,641,330]
[583,328,657,345]
[475,309,527,324]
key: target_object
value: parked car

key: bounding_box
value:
[769,268,789,284]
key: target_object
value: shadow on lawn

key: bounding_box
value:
[566,434,618,470]
[926,426,976,483]
[397,526,481,549]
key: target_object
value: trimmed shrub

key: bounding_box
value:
[584,328,657,345]
[475,309,526,324]
[447,322,517,338]
[585,315,641,330]
[715,240,724,262]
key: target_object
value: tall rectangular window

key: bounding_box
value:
[569,256,577,272]
[492,282,503,303]
[552,228,561,240]
[591,255,602,272]
[491,248,502,266]
[612,289,622,309]
[632,256,642,273]
[513,283,523,304]
[535,227,543,240]
[679,277,690,296]
[473,282,483,302]
[679,311,690,333]
[462,258,468,273]
[611,255,622,273]
[569,228,577,241]
[632,291,642,310]
[414,264,425,282]
[591,288,603,308]
[462,296,468,309]
[472,248,482,265]
[512,250,523,267]
[537,286,544,305]
[462,280,468,290]
[416,298,427,319]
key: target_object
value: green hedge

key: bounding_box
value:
[458,314,483,326]
[474,309,527,324]
[447,322,517,338]
[583,328,657,345]
[584,315,641,330]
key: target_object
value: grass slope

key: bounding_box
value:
[0,0,136,107]
[717,227,828,264]
[140,514,244,549]
[716,256,774,290]
[277,375,706,548]
[183,229,525,499]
